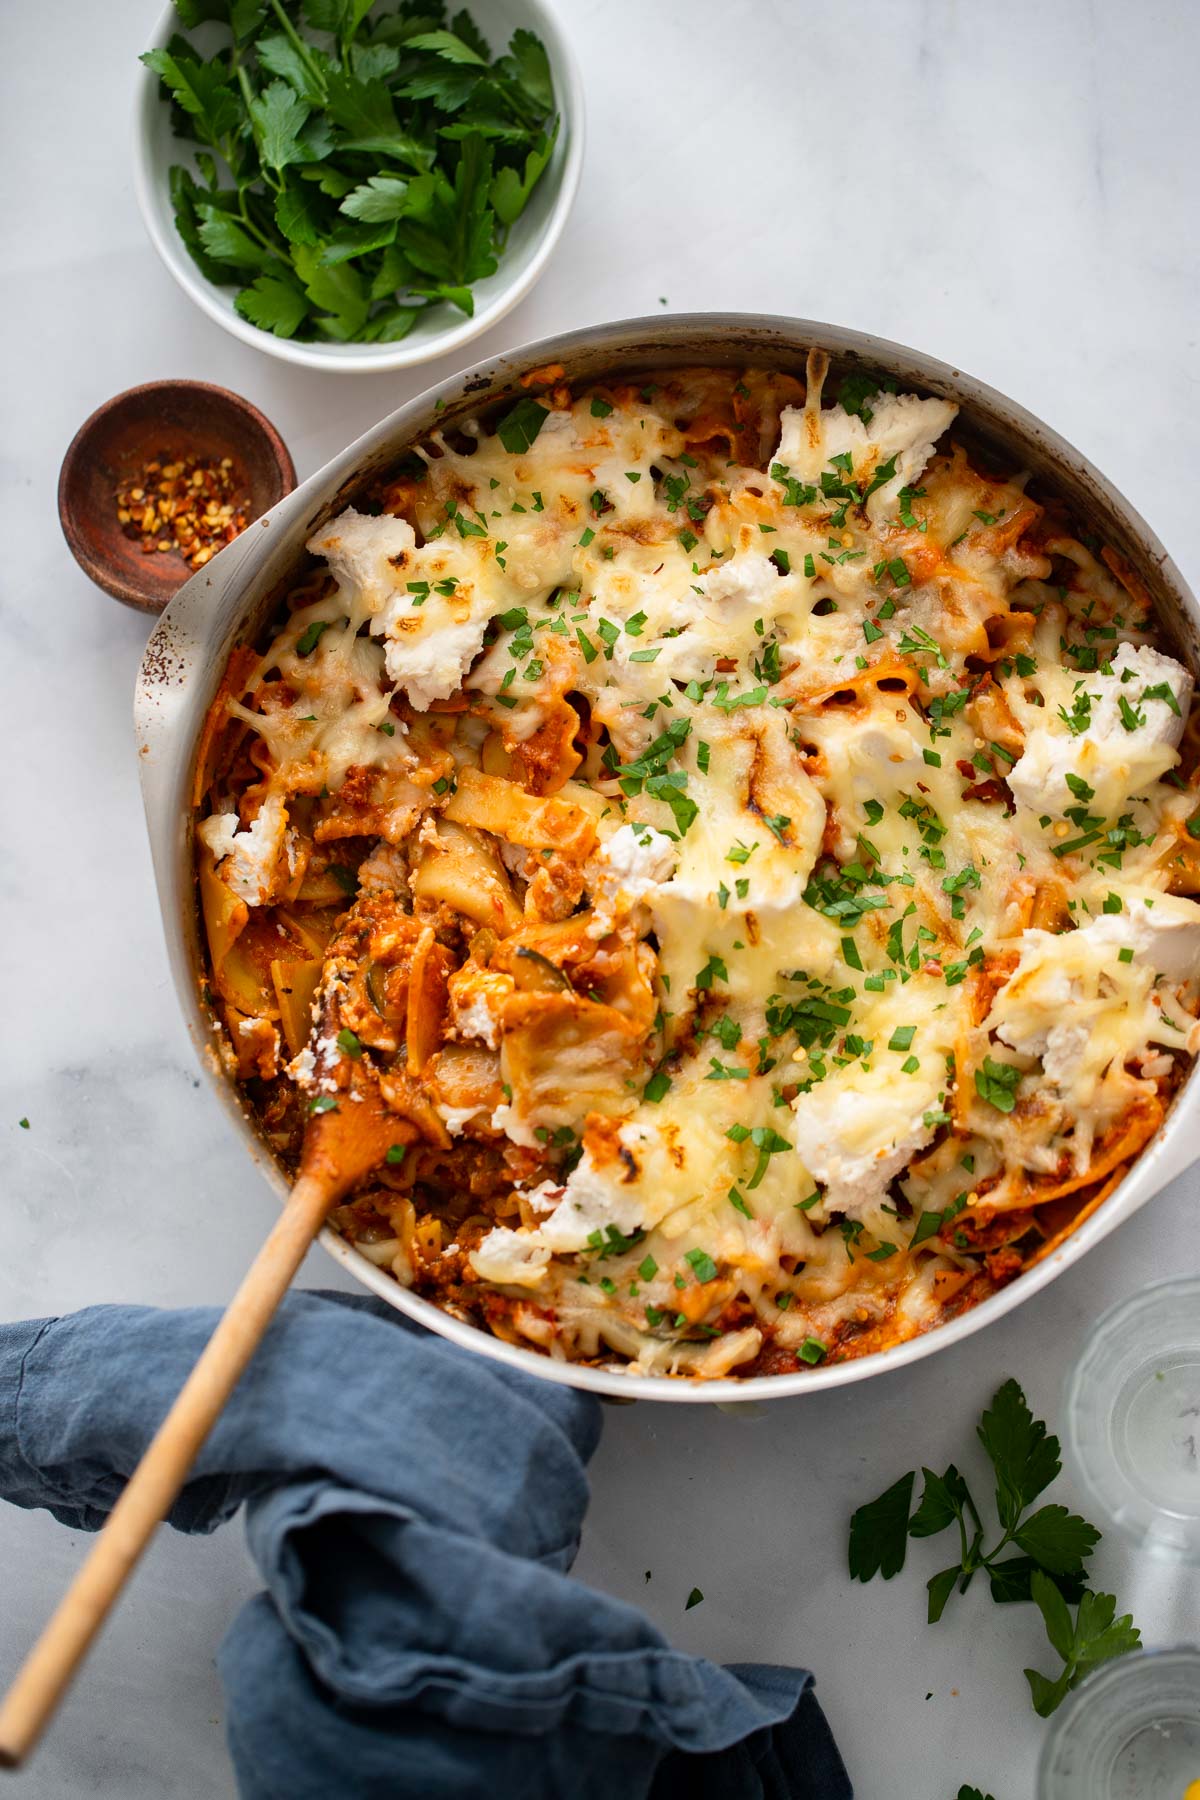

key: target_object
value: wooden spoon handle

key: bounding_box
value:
[0,1172,333,1770]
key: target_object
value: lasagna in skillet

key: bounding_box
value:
[193,354,1200,1379]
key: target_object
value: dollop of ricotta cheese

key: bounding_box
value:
[773,392,958,518]
[467,1228,552,1288]
[1008,643,1193,818]
[198,795,288,906]
[587,823,678,925]
[790,1068,939,1220]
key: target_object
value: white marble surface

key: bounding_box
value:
[2,0,1199,1794]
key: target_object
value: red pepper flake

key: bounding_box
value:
[115,452,251,571]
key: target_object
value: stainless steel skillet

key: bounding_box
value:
[135,313,1200,1402]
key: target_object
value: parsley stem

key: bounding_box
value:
[234,63,283,195]
[235,191,286,258]
[269,0,327,96]
[956,1508,972,1572]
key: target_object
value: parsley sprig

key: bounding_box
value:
[847,1380,1139,1716]
[142,2,557,343]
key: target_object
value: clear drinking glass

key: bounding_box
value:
[1065,1278,1200,1563]
[1037,1647,1200,1799]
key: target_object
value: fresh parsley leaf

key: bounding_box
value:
[408,27,488,66]
[196,206,277,272]
[492,119,559,226]
[273,178,322,246]
[976,1379,1061,1529]
[235,272,310,337]
[140,46,241,144]
[987,1557,1087,1608]
[291,242,369,337]
[255,29,329,106]
[926,1565,962,1624]
[848,1472,915,1582]
[908,1464,976,1540]
[1024,1572,1140,1716]
[1012,1505,1100,1575]
[248,78,311,171]
[498,26,555,111]
[340,173,413,222]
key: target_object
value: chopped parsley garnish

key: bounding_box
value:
[496,398,550,454]
[726,1123,793,1189]
[587,1223,646,1261]
[1059,691,1093,735]
[975,1056,1022,1113]
[706,1058,750,1081]
[685,1248,718,1283]
[296,619,332,656]
[695,955,728,991]
[712,682,768,712]
[1142,680,1181,716]
[897,623,947,667]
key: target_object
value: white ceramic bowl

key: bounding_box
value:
[132,1,584,373]
[136,314,1200,1402]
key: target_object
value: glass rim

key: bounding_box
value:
[1068,1275,1200,1339]
[1037,1644,1200,1792]
[1064,1275,1200,1559]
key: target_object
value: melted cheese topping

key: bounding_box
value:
[196,359,1200,1381]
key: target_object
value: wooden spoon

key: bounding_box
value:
[0,1033,414,1768]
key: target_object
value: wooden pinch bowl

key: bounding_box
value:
[58,379,296,614]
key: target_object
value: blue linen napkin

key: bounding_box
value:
[0,1291,851,1798]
